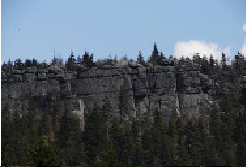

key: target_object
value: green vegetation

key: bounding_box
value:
[2,97,246,166]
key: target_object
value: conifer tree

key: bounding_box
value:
[27,139,60,166]
[84,102,107,165]
[137,51,145,65]
[149,42,160,65]
[153,42,159,59]
[235,111,246,165]
[204,136,219,166]
[209,102,222,152]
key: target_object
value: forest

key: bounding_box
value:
[1,94,246,166]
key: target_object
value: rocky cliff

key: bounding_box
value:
[1,61,215,125]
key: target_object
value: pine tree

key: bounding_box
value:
[141,121,154,166]
[1,106,10,143]
[57,108,70,149]
[84,102,107,165]
[96,143,118,167]
[32,59,38,66]
[1,142,11,166]
[209,54,214,75]
[81,51,94,68]
[204,136,219,166]
[109,118,121,157]
[1,107,13,166]
[200,56,209,75]
[27,139,60,166]
[121,123,133,166]
[149,42,160,65]
[191,122,202,165]
[235,111,246,165]
[153,42,159,59]
[209,102,222,153]
[130,119,142,166]
[137,51,145,65]
[220,99,236,165]
[167,111,179,165]
[175,117,192,165]
[67,52,75,71]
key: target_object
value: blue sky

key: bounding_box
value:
[1,0,246,63]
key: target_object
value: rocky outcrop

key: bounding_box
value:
[1,62,215,125]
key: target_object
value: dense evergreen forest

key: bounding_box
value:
[2,96,246,166]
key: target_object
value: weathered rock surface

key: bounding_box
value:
[1,63,215,124]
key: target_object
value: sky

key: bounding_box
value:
[1,0,246,64]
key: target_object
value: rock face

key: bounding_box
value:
[1,62,215,127]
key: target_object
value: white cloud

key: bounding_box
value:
[243,23,246,32]
[242,44,246,55]
[240,24,246,55]
[241,37,246,55]
[174,40,230,61]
